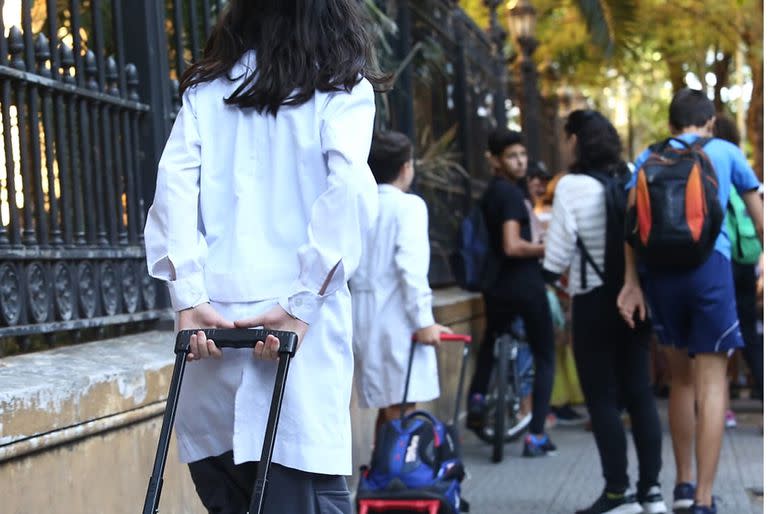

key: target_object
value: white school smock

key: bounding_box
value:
[143,51,378,476]
[350,185,439,409]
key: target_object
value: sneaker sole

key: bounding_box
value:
[642,500,668,513]
[522,449,558,458]
[605,503,643,514]
[672,499,694,513]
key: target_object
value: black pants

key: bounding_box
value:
[572,286,662,493]
[188,451,352,514]
[733,261,763,400]
[469,286,555,434]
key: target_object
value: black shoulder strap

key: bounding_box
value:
[576,236,605,289]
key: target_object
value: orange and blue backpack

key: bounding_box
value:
[627,137,723,270]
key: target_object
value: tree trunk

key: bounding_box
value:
[713,51,732,113]
[744,1,763,178]
[666,59,686,92]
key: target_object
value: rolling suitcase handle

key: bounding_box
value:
[142,328,299,514]
[400,333,473,426]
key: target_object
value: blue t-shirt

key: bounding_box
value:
[629,134,760,259]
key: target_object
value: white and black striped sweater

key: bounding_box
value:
[543,173,607,296]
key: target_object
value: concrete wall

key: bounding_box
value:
[0,288,484,514]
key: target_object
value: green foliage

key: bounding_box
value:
[572,0,637,56]
[459,0,761,163]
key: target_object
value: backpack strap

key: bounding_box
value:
[576,236,605,290]
[652,136,712,153]
[691,136,713,149]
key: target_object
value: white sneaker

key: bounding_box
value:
[638,485,668,513]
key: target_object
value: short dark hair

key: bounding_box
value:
[368,130,413,184]
[527,160,551,181]
[669,88,715,132]
[488,128,524,156]
[713,113,741,146]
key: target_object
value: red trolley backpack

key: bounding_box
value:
[627,137,724,270]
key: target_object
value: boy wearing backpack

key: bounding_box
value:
[350,130,451,434]
[619,89,763,514]
[465,128,557,457]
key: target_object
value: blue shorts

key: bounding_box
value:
[642,251,744,354]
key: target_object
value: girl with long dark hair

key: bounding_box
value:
[543,110,666,514]
[144,2,385,512]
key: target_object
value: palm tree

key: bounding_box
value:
[462,0,637,57]
[570,0,637,56]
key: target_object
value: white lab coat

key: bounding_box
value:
[351,186,439,409]
[144,51,378,476]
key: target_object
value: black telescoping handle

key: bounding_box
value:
[249,347,293,514]
[142,329,298,514]
[142,350,188,514]
[175,328,299,355]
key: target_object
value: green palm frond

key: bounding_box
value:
[573,0,637,56]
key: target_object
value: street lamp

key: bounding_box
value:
[484,0,509,127]
[507,0,542,165]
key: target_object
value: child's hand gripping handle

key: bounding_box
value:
[402,333,473,424]
[174,328,298,356]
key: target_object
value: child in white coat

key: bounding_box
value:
[143,2,383,513]
[351,131,451,433]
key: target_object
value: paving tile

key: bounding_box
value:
[459,402,763,514]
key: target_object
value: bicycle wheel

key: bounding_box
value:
[492,333,509,463]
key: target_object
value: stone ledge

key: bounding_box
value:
[0,287,482,459]
[0,330,176,449]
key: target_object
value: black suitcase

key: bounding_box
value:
[142,328,299,514]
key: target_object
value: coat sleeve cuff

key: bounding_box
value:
[414,304,436,331]
[167,272,209,311]
[278,289,326,326]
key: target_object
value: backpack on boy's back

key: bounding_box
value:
[626,137,724,270]
[450,201,498,292]
[726,187,762,265]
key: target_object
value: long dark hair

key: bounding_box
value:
[179,0,389,115]
[564,109,627,177]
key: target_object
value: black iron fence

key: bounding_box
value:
[0,0,504,354]
[393,1,501,285]
[0,0,161,353]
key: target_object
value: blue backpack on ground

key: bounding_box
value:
[357,411,468,513]
[357,336,473,513]
[450,203,498,292]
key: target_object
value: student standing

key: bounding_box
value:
[545,110,665,514]
[144,2,383,513]
[619,89,763,514]
[466,128,557,457]
[712,113,763,414]
[351,131,451,433]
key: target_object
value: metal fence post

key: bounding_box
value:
[394,0,416,140]
[119,0,172,216]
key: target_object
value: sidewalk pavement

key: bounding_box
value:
[460,401,763,514]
